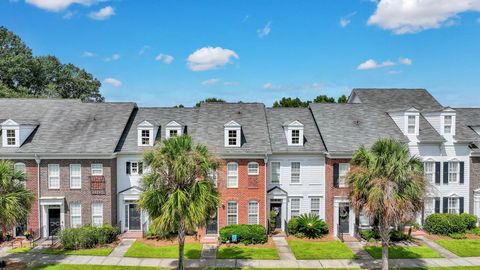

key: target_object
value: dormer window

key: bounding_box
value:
[224,121,241,147]
[6,129,16,146]
[291,130,300,144]
[407,115,416,134]
[285,120,304,146]
[137,120,155,146]
[444,115,452,134]
[141,130,150,145]
[1,119,37,148]
[165,121,183,139]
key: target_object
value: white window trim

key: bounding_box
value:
[91,164,104,176]
[424,161,435,183]
[290,129,301,145]
[310,197,321,216]
[14,163,26,173]
[448,197,460,214]
[166,127,182,139]
[130,161,140,175]
[248,200,259,225]
[227,201,238,225]
[285,121,304,146]
[70,203,82,228]
[448,161,460,183]
[138,128,154,146]
[69,164,82,189]
[441,114,456,135]
[48,164,60,189]
[225,128,241,147]
[339,163,350,188]
[290,161,301,184]
[91,202,103,227]
[406,115,418,135]
[226,162,238,188]
[247,162,259,175]
[2,127,19,147]
[290,197,301,218]
[270,161,280,184]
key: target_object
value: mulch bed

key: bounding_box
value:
[286,234,336,242]
[3,261,27,270]
[220,236,276,248]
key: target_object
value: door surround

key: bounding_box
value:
[333,196,354,237]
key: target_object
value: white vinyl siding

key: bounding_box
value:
[310,197,320,216]
[248,162,259,175]
[48,164,60,189]
[70,203,82,228]
[227,201,238,225]
[424,162,435,183]
[91,203,103,227]
[248,201,259,224]
[448,161,459,183]
[290,162,300,183]
[227,162,238,188]
[70,164,81,189]
[339,163,350,188]
[91,164,103,176]
[290,198,300,218]
[270,162,280,184]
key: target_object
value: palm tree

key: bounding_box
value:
[0,160,35,235]
[347,138,426,270]
[139,135,220,270]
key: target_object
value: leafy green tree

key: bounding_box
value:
[272,97,310,108]
[313,95,335,103]
[194,97,225,107]
[174,104,185,108]
[347,139,426,270]
[337,95,348,103]
[0,160,35,233]
[0,27,103,101]
[139,135,220,270]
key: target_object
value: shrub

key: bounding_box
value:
[449,232,467,239]
[390,230,411,242]
[460,213,477,230]
[360,229,379,241]
[59,225,118,250]
[468,227,480,236]
[59,228,79,250]
[98,225,118,245]
[295,213,328,239]
[424,213,467,235]
[145,224,175,240]
[219,224,267,244]
[287,218,300,235]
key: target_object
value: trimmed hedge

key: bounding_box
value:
[460,213,477,230]
[219,224,267,245]
[59,225,118,250]
[424,213,473,235]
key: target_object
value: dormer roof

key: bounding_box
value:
[166,120,183,127]
[137,120,157,127]
[283,120,304,127]
[224,120,241,127]
[0,119,40,126]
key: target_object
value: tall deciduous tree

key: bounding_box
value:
[139,135,220,270]
[347,139,426,270]
[194,97,225,107]
[0,27,103,102]
[0,160,35,234]
[272,94,347,107]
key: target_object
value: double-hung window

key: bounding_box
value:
[291,162,300,183]
[424,162,435,183]
[448,197,459,214]
[339,163,350,187]
[248,162,259,175]
[290,198,300,218]
[270,162,280,184]
[91,203,103,227]
[291,129,300,145]
[227,162,238,188]
[14,163,26,174]
[169,129,178,138]
[91,164,103,176]
[141,129,151,145]
[448,161,459,183]
[48,164,60,189]
[6,129,16,146]
[407,115,416,134]
[248,201,259,224]
[228,130,238,146]
[424,198,435,216]
[70,203,82,228]
[227,201,238,225]
[444,116,452,134]
[70,164,81,189]
[310,197,320,216]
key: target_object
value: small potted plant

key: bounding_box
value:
[24,230,32,240]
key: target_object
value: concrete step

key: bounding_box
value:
[201,235,219,244]
[201,244,217,259]
[121,231,143,239]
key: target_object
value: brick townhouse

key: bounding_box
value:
[0,99,135,238]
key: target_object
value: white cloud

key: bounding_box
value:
[257,21,272,38]
[399,57,412,65]
[103,53,120,62]
[224,81,240,86]
[187,47,239,71]
[201,78,220,85]
[82,51,94,57]
[138,45,150,56]
[25,0,100,12]
[155,54,174,64]
[263,82,283,90]
[103,77,122,87]
[62,10,75,19]
[357,59,395,70]
[368,0,480,34]
[242,15,249,23]
[340,12,357,27]
[89,6,114,20]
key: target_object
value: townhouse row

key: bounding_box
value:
[1,88,479,240]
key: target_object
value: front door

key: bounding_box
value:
[270,203,282,229]
[48,208,61,236]
[339,203,350,234]
[128,204,141,230]
[206,213,218,235]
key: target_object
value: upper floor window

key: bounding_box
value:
[6,129,16,146]
[448,161,459,183]
[286,121,304,146]
[270,162,280,184]
[166,121,183,139]
[70,164,82,189]
[208,169,217,187]
[169,129,178,137]
[227,162,238,188]
[141,129,151,145]
[126,161,143,175]
[339,163,350,188]
[91,164,104,176]
[14,163,26,174]
[224,121,241,147]
[407,115,416,134]
[424,162,435,183]
[291,130,300,144]
[48,164,60,189]
[228,130,238,146]
[291,162,301,183]
[444,115,453,134]
[248,162,259,175]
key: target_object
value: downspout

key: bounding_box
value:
[264,154,268,229]
[35,154,41,240]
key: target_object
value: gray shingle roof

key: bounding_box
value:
[309,103,407,154]
[0,99,135,154]
[266,108,325,153]
[454,108,480,143]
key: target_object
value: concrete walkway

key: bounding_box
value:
[417,236,459,259]
[201,244,217,259]
[344,241,374,260]
[108,239,135,257]
[272,237,296,260]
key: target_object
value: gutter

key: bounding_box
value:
[0,153,117,159]
[326,152,354,159]
[264,154,268,229]
[34,154,41,240]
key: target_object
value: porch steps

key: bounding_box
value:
[201,244,217,259]
[201,235,219,244]
[121,231,143,239]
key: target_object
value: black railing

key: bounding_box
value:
[337,223,344,242]
[90,176,106,195]
[284,219,289,236]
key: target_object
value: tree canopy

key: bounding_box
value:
[0,27,103,102]
[272,94,348,108]
[194,97,226,107]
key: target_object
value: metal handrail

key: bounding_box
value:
[284,219,289,236]
[337,223,344,242]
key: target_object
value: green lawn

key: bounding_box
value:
[29,265,164,270]
[7,246,33,253]
[364,244,442,259]
[435,239,480,257]
[123,241,202,259]
[287,240,356,259]
[216,245,280,260]
[42,247,114,256]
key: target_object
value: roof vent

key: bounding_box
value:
[353,120,361,126]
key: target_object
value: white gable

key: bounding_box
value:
[224,120,241,127]
[138,120,154,127]
[166,120,182,127]
[284,120,304,127]
[0,119,19,126]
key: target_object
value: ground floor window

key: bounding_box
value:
[424,198,435,216]
[448,197,459,214]
[290,198,300,218]
[91,203,103,227]
[70,203,82,228]
[248,201,259,224]
[310,197,320,216]
[227,201,238,225]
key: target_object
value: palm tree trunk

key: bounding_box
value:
[178,228,186,270]
[381,241,389,270]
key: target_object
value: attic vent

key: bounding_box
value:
[353,120,361,126]
[237,111,242,115]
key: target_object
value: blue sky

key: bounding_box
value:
[1,0,480,107]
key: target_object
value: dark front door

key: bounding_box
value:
[339,203,350,234]
[270,203,282,229]
[206,213,218,234]
[129,204,141,230]
[48,208,61,236]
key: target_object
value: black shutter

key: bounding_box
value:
[333,163,339,188]
[459,197,464,214]
[434,198,440,213]
[460,162,465,184]
[443,162,449,184]
[435,162,441,184]
[126,162,131,175]
[443,197,448,213]
[138,162,143,175]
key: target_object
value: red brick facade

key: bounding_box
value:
[216,159,266,229]
[325,158,351,234]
